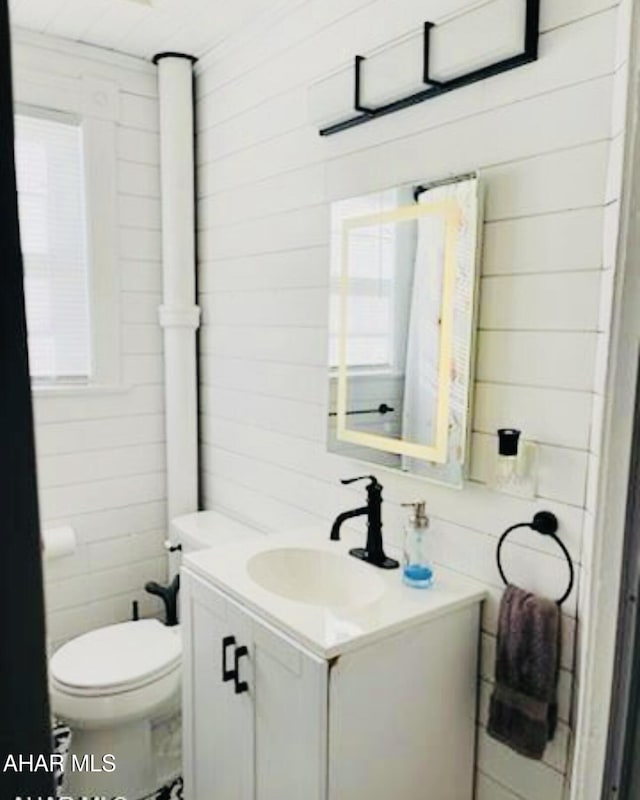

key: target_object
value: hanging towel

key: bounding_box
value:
[487,584,561,760]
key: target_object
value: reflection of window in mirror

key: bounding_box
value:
[329,187,414,372]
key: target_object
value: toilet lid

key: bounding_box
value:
[50,619,181,694]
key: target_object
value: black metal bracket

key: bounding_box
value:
[422,22,443,88]
[351,22,443,117]
[354,55,375,114]
[319,0,540,136]
[495,511,575,606]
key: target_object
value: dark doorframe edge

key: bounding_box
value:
[0,1,54,797]
[602,346,640,799]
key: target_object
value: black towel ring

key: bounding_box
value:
[496,511,574,606]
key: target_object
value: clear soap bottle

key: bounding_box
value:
[401,501,433,588]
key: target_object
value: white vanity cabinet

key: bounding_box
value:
[182,569,328,800]
[182,564,481,800]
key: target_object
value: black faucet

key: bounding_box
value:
[330,476,399,570]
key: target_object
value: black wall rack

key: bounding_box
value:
[319,0,540,137]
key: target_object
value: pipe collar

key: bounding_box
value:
[159,305,201,330]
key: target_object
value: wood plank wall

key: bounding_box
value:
[11,31,168,650]
[195,1,627,796]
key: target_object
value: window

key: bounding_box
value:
[14,111,91,384]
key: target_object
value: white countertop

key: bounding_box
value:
[183,527,487,659]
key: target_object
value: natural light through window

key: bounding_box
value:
[14,111,91,384]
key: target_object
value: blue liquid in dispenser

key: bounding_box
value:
[403,562,434,588]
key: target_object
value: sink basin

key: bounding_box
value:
[247,547,385,607]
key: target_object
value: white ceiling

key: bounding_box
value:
[9,0,295,61]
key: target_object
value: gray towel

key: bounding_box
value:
[487,584,561,760]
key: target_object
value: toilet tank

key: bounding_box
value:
[170,510,263,553]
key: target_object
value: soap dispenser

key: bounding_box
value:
[401,501,433,588]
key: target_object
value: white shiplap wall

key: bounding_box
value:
[195,1,625,797]
[10,31,168,650]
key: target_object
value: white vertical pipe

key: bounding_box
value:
[154,54,200,535]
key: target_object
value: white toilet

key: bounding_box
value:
[49,510,262,800]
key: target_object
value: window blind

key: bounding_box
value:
[14,112,91,383]
[328,228,395,368]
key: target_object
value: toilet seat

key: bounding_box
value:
[50,619,181,697]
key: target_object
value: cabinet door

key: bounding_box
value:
[182,571,254,800]
[328,605,479,800]
[250,616,328,800]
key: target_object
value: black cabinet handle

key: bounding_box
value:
[222,636,236,682]
[234,645,249,694]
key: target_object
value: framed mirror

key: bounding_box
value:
[327,174,482,488]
